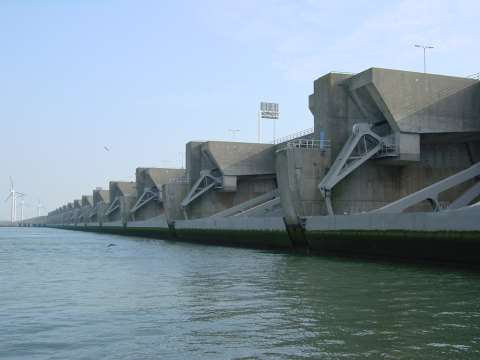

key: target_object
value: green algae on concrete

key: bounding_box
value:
[174,228,291,250]
[306,230,480,264]
[51,225,291,251]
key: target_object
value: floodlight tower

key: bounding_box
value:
[258,102,279,143]
[414,44,434,73]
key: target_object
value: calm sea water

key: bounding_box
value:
[1,228,480,359]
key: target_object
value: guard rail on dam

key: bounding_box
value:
[29,67,480,265]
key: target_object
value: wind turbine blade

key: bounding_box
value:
[4,193,12,202]
[9,176,13,188]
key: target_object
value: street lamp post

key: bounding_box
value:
[414,44,434,73]
[179,152,185,169]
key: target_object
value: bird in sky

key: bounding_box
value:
[104,146,110,152]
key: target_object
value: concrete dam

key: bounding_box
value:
[31,67,480,264]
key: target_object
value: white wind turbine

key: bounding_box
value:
[36,201,44,217]
[4,177,25,223]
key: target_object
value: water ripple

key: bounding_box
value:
[1,228,480,359]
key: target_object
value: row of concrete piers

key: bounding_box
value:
[25,67,480,263]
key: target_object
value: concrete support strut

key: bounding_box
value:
[210,189,280,218]
[88,205,99,220]
[319,123,384,215]
[372,162,480,213]
[104,199,120,217]
[181,170,222,217]
[130,188,159,215]
[449,182,480,210]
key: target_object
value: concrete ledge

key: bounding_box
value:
[127,215,168,228]
[305,207,480,232]
[174,216,290,249]
[102,220,123,227]
[47,208,480,264]
[175,216,285,231]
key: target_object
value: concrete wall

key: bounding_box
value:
[91,189,109,225]
[185,175,277,219]
[186,141,204,185]
[106,181,136,222]
[309,72,364,158]
[135,168,185,197]
[93,189,110,205]
[134,168,185,221]
[331,142,476,214]
[203,141,275,176]
[307,68,480,215]
[276,146,331,224]
[163,182,189,222]
[348,68,480,134]
[182,140,278,219]
[305,206,480,232]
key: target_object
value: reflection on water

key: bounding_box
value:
[1,228,479,359]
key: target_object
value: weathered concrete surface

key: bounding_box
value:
[64,203,74,225]
[185,141,204,185]
[79,195,94,225]
[105,181,136,224]
[48,208,480,263]
[43,66,480,265]
[133,168,185,220]
[305,207,480,263]
[102,220,123,227]
[186,176,277,219]
[348,68,480,134]
[90,188,110,225]
[186,141,275,182]
[128,214,169,228]
[305,206,480,232]
[183,140,278,219]
[174,217,291,249]
[309,72,362,158]
[276,146,331,224]
[93,189,109,205]
[210,189,281,218]
[308,68,480,215]
[163,182,189,222]
[175,216,285,231]
[203,141,275,176]
[21,216,47,226]
[72,199,82,225]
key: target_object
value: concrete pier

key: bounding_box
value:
[41,67,480,264]
[104,181,136,225]
[131,168,184,221]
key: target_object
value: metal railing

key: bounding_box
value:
[286,139,331,150]
[272,127,314,144]
[375,143,399,157]
[170,174,190,184]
